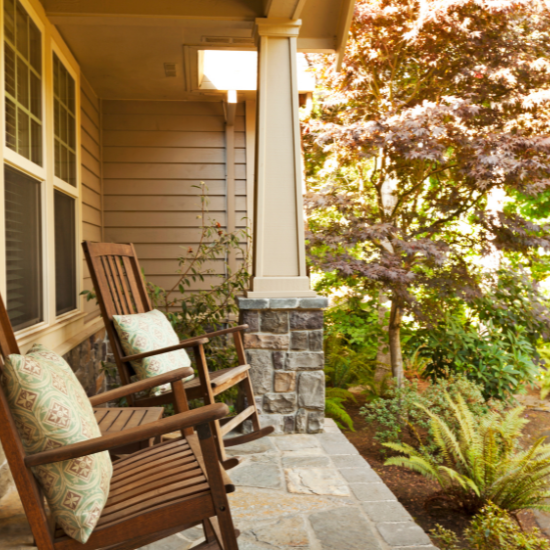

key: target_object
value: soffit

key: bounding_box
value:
[40,0,264,19]
[43,0,352,100]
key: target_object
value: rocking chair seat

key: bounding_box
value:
[183,364,251,399]
[54,435,235,544]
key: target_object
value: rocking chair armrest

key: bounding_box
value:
[183,325,249,342]
[25,403,229,467]
[120,336,209,364]
[89,366,195,406]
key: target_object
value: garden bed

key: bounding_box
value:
[341,393,550,548]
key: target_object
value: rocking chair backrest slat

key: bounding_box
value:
[0,294,55,549]
[82,242,154,397]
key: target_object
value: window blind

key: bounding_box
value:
[54,190,76,315]
[5,165,42,331]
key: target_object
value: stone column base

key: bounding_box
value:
[238,297,328,434]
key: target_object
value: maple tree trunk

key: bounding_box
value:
[375,290,391,381]
[389,299,404,387]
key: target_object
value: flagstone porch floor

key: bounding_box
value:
[0,419,436,550]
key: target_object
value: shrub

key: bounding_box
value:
[413,269,550,402]
[432,503,550,550]
[360,374,493,455]
[323,296,385,354]
[385,394,550,514]
[416,313,539,402]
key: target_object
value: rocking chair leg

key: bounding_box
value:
[193,345,227,463]
[203,518,217,542]
[196,423,239,550]
[171,379,194,438]
[240,375,261,432]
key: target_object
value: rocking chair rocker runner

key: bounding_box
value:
[0,293,240,550]
[82,241,274,466]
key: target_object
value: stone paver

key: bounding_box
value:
[231,462,283,489]
[351,482,398,502]
[376,523,433,547]
[0,418,436,550]
[285,468,350,496]
[309,507,383,550]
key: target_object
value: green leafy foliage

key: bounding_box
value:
[145,184,250,343]
[417,314,538,401]
[537,343,550,400]
[360,374,492,455]
[412,269,550,400]
[385,394,550,514]
[304,0,550,383]
[432,503,550,550]
[324,335,377,390]
[325,387,356,431]
[323,295,386,353]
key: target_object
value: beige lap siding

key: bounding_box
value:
[102,100,247,302]
[80,77,103,322]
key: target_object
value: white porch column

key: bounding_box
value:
[248,18,316,299]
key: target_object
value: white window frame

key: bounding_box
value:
[0,0,83,340]
[0,0,48,338]
[49,36,81,323]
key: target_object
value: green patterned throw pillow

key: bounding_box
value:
[113,309,193,394]
[1,344,112,543]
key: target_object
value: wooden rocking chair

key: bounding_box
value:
[82,241,273,467]
[0,292,240,550]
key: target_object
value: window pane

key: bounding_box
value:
[29,19,40,73]
[31,119,41,165]
[59,64,67,105]
[4,0,15,44]
[5,165,42,331]
[54,139,61,178]
[30,72,40,117]
[15,2,28,60]
[53,54,59,97]
[5,98,16,150]
[60,105,67,142]
[61,144,68,181]
[68,150,76,186]
[17,108,29,159]
[5,45,15,97]
[67,76,75,114]
[54,190,76,315]
[16,56,28,108]
[68,113,75,148]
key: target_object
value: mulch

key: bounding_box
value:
[341,395,549,548]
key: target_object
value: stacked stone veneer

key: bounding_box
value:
[238,297,328,435]
[63,328,109,397]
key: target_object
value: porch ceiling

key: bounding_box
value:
[41,0,353,100]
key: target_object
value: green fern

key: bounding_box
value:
[385,393,550,514]
[324,336,376,389]
[325,387,356,431]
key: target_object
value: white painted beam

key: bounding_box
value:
[264,0,307,20]
[335,0,356,71]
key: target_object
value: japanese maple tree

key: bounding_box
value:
[305,0,550,384]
